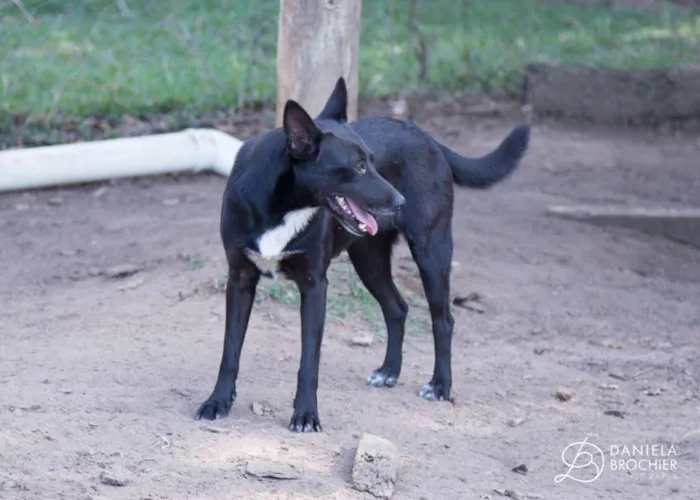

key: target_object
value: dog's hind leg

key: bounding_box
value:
[348,231,409,388]
[404,216,455,402]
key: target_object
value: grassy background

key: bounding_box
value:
[0,0,698,122]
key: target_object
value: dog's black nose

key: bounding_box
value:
[393,193,406,209]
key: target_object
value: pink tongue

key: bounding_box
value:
[346,198,378,235]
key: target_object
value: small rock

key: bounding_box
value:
[598,383,619,391]
[452,293,486,314]
[555,389,573,402]
[533,347,549,355]
[93,186,108,198]
[251,401,272,416]
[493,489,520,499]
[604,409,627,419]
[506,417,525,428]
[59,249,78,257]
[350,336,374,347]
[251,401,264,416]
[118,278,144,291]
[645,387,663,397]
[462,302,486,314]
[199,425,228,434]
[177,288,199,302]
[352,433,399,499]
[1,479,26,491]
[512,464,528,475]
[493,490,543,500]
[88,267,102,277]
[104,264,143,279]
[609,372,626,381]
[47,196,63,206]
[69,269,87,281]
[599,339,624,349]
[244,459,300,480]
[20,404,42,412]
[99,467,132,487]
[162,198,180,206]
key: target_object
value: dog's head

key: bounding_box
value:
[283,78,404,236]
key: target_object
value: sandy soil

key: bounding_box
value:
[1,107,699,500]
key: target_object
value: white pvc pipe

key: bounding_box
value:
[0,128,243,192]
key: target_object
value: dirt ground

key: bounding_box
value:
[1,104,699,500]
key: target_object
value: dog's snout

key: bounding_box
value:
[393,193,406,209]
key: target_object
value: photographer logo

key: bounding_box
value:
[555,436,679,484]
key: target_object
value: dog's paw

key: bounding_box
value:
[289,409,322,433]
[367,367,399,388]
[195,395,234,421]
[418,381,453,402]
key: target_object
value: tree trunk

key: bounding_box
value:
[276,0,362,126]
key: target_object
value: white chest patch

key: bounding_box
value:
[246,207,319,277]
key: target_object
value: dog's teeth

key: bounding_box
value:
[359,223,367,232]
[336,196,347,207]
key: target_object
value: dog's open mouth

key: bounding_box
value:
[326,195,379,236]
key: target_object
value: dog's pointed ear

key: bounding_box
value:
[283,100,322,160]
[316,77,348,122]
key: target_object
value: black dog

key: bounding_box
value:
[196,78,530,432]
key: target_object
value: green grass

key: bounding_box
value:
[254,262,385,332]
[214,258,430,338]
[0,0,698,123]
[255,259,430,338]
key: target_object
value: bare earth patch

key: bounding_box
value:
[1,110,699,499]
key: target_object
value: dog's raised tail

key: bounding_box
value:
[437,125,530,189]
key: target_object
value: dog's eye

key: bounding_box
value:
[356,160,366,174]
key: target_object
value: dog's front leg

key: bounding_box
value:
[289,275,328,432]
[196,265,259,420]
